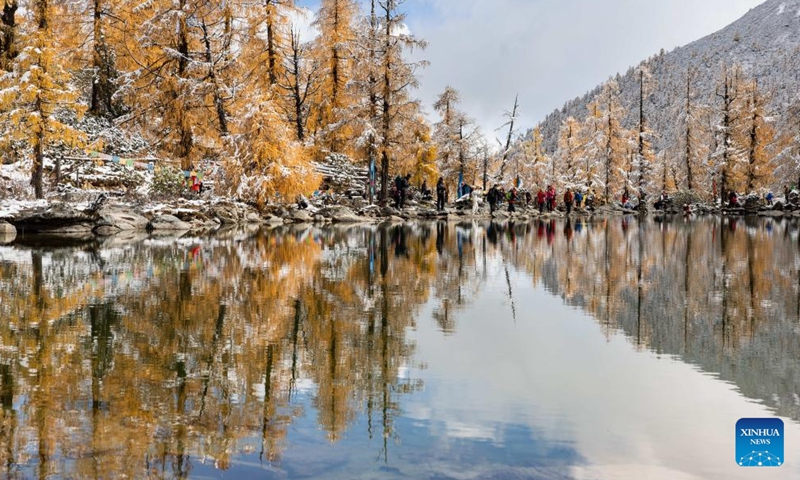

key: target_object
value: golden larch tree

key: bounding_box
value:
[0,0,85,198]
[312,0,359,156]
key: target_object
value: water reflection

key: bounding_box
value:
[0,217,798,478]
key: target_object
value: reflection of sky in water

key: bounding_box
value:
[218,262,800,479]
[3,219,800,479]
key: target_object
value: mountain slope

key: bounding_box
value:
[537,0,800,185]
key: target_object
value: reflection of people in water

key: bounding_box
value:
[507,221,517,244]
[563,219,573,241]
[537,220,545,239]
[436,221,446,255]
[393,226,408,257]
[487,222,500,246]
[546,219,555,245]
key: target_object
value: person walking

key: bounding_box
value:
[398,173,411,209]
[487,184,500,214]
[436,177,447,211]
[546,185,556,212]
[564,188,574,216]
[536,188,545,213]
[507,186,519,213]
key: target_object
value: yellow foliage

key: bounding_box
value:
[224,94,320,205]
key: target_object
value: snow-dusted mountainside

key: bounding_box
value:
[537,0,800,155]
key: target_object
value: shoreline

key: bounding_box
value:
[1,196,798,246]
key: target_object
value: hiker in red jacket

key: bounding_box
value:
[536,188,545,213]
[564,188,574,215]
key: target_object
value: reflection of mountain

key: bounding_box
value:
[521,217,800,421]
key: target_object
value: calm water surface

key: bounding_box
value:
[1,216,799,479]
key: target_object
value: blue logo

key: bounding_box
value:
[736,418,784,467]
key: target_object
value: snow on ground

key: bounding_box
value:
[0,199,48,219]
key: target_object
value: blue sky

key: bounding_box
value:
[295,0,766,141]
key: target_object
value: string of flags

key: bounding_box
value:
[85,151,208,180]
[88,151,156,171]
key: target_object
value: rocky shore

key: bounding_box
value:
[1,193,798,245]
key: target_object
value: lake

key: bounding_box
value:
[0,216,798,479]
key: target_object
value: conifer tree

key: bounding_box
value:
[375,0,426,203]
[0,0,18,71]
[523,126,549,188]
[553,117,583,189]
[634,66,656,195]
[741,79,774,192]
[584,80,629,203]
[712,64,745,202]
[276,26,319,143]
[433,86,466,183]
[679,66,711,193]
[0,0,85,198]
[312,0,358,154]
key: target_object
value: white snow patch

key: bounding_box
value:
[0,199,48,219]
[778,3,786,15]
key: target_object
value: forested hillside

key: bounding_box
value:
[0,0,442,203]
[528,0,800,203]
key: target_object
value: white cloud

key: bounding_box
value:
[407,0,765,140]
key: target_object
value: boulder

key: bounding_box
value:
[0,221,16,244]
[208,201,254,225]
[286,208,313,223]
[332,212,371,223]
[263,214,285,225]
[9,202,94,233]
[245,212,262,223]
[379,206,400,217]
[149,214,191,231]
[96,206,149,232]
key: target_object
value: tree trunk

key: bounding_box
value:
[379,1,392,204]
[201,21,228,136]
[33,128,44,199]
[90,0,116,117]
[685,71,694,191]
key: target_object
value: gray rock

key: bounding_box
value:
[149,214,191,231]
[0,221,16,244]
[245,212,262,223]
[287,208,313,223]
[0,221,15,235]
[380,206,400,217]
[209,202,248,224]
[332,213,371,223]
[264,214,285,225]
[9,202,94,233]
[96,206,149,231]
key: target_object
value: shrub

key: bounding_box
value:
[150,166,186,199]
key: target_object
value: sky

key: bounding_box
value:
[296,0,766,142]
